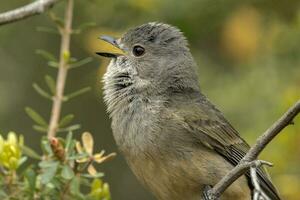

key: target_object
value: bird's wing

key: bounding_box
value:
[172,98,281,200]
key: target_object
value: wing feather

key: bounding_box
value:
[175,99,281,200]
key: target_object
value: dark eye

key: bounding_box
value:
[132,45,145,57]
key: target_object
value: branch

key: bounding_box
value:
[0,0,60,26]
[208,100,300,199]
[47,0,73,138]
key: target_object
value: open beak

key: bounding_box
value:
[96,36,125,58]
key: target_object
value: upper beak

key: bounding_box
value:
[96,35,125,58]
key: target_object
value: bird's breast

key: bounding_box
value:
[110,97,163,155]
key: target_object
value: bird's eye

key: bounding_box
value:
[132,45,145,57]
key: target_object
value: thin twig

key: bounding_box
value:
[206,160,273,199]
[243,100,300,162]
[209,100,300,198]
[0,0,61,26]
[47,0,73,138]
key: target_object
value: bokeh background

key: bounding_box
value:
[1,0,300,199]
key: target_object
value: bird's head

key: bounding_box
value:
[98,22,200,115]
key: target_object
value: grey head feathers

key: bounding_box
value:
[122,22,189,52]
[103,22,200,117]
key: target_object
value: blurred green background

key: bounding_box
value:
[0,0,300,199]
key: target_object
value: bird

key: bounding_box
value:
[96,22,281,200]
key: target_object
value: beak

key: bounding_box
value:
[96,35,125,58]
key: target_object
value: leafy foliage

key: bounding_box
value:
[0,1,114,199]
[0,131,113,199]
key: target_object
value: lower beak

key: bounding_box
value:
[96,35,125,58]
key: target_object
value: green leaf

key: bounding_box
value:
[36,49,57,62]
[25,107,48,127]
[51,177,62,189]
[41,138,53,155]
[59,114,74,127]
[58,124,81,133]
[18,156,28,166]
[25,168,37,192]
[61,165,75,180]
[22,145,42,160]
[44,75,56,94]
[79,177,90,187]
[39,161,59,184]
[73,22,96,34]
[65,131,73,152]
[64,124,81,132]
[68,152,89,160]
[33,125,48,133]
[64,87,91,101]
[79,22,96,29]
[70,176,80,196]
[47,61,59,68]
[81,172,104,179]
[66,141,76,158]
[33,83,52,100]
[48,11,64,28]
[70,57,93,69]
[39,160,56,168]
[36,26,59,34]
[69,57,78,63]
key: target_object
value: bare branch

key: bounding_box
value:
[209,100,300,198]
[243,100,300,162]
[206,160,273,199]
[0,0,61,26]
[47,0,73,138]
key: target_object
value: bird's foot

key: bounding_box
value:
[202,185,220,200]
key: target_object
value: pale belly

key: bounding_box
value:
[124,148,251,200]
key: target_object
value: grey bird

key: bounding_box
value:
[97,22,281,200]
